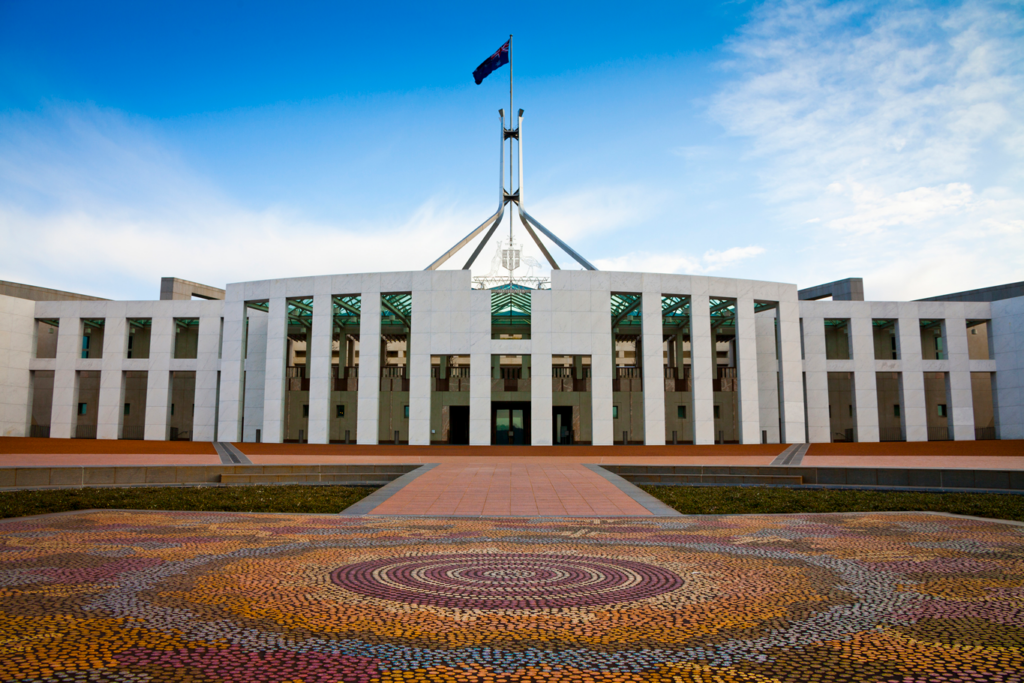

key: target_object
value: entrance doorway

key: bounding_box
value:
[552,406,574,445]
[449,406,470,445]
[492,402,531,445]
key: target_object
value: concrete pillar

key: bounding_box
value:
[217,297,247,443]
[736,296,760,444]
[850,309,880,442]
[242,310,267,442]
[531,351,552,446]
[991,296,1024,440]
[690,293,714,445]
[755,309,780,443]
[896,312,927,442]
[50,316,82,438]
[356,292,382,445]
[261,298,288,443]
[143,317,174,440]
[469,288,492,446]
[0,295,35,438]
[944,316,975,440]
[408,291,431,446]
[193,313,222,442]
[308,289,333,444]
[641,293,666,445]
[777,297,806,443]
[96,310,127,440]
[801,316,829,443]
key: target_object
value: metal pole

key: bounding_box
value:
[508,34,514,277]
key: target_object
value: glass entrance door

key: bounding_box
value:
[511,409,524,444]
[496,409,510,444]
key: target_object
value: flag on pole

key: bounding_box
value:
[472,39,510,85]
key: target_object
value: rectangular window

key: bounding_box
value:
[124,403,130,416]
[336,405,345,418]
[893,404,900,417]
[677,405,686,419]
[612,405,619,419]
[81,336,90,359]
[77,403,87,415]
[849,405,853,417]
[404,405,410,419]
[302,404,309,418]
[713,405,720,419]
[935,337,944,360]
[938,404,948,417]
[171,404,175,416]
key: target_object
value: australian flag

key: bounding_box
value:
[473,39,510,85]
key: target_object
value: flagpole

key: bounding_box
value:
[509,34,514,265]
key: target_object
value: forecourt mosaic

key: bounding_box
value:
[1,511,1023,682]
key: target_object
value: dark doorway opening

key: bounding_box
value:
[492,401,531,445]
[449,406,470,445]
[552,406,574,445]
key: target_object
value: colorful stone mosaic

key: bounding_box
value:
[1,510,1023,682]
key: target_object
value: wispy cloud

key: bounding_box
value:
[594,244,765,274]
[711,0,1024,299]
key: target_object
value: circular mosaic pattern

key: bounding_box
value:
[330,552,684,609]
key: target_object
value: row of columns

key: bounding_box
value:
[217,291,808,445]
[802,311,977,442]
[49,312,221,441]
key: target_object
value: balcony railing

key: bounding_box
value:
[30,425,50,438]
[975,426,996,441]
[879,427,905,442]
[121,426,145,440]
[74,424,97,439]
[927,426,950,441]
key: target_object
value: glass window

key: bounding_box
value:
[713,405,720,419]
[404,405,410,419]
[677,405,686,419]
[124,403,130,416]
[81,336,89,359]
[336,405,345,418]
[893,404,900,417]
[302,404,309,418]
[938,404,947,417]
[77,403,87,415]
[612,406,619,419]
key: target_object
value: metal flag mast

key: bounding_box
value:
[425,37,596,273]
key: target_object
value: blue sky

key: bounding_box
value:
[1,0,1021,301]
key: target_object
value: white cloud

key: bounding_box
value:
[595,244,764,275]
[711,0,1024,299]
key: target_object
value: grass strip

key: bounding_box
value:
[0,485,377,520]
[641,485,1024,523]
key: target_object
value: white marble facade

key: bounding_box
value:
[1,270,1020,445]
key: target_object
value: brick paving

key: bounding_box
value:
[2,509,1023,682]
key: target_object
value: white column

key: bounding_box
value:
[144,317,174,440]
[896,313,927,441]
[777,297,806,443]
[0,295,34,438]
[50,316,82,439]
[735,296,761,444]
[755,309,780,443]
[308,287,333,444]
[531,290,553,446]
[408,290,431,446]
[641,293,666,445]
[801,316,829,442]
[96,311,127,440]
[261,298,288,443]
[850,310,880,442]
[945,316,975,440]
[591,299,614,447]
[217,298,247,442]
[242,310,267,442]
[468,289,491,446]
[690,293,714,445]
[531,352,553,446]
[991,296,1024,440]
[193,312,222,442]
[356,292,382,445]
